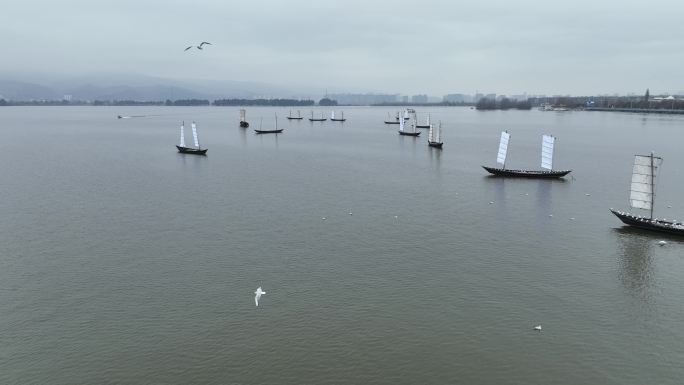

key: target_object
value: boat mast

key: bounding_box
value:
[650,152,655,220]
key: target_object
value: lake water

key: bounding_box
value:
[1,106,683,384]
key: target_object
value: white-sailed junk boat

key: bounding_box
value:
[610,153,684,235]
[482,132,571,178]
[176,121,207,155]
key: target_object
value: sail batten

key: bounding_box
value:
[541,134,555,170]
[496,131,510,166]
[629,154,662,212]
[191,122,200,148]
[399,114,405,131]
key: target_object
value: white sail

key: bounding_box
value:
[630,154,662,211]
[496,131,510,166]
[399,114,405,131]
[427,114,431,126]
[240,109,246,122]
[404,109,409,119]
[436,121,441,143]
[428,123,434,142]
[540,134,555,170]
[191,122,200,148]
[179,122,186,147]
[331,111,335,119]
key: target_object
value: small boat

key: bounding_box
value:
[176,121,207,155]
[610,153,684,235]
[255,114,284,134]
[239,109,249,127]
[398,115,420,137]
[309,111,327,122]
[384,112,401,124]
[330,111,346,122]
[482,131,571,178]
[416,113,431,129]
[286,110,303,120]
[427,121,443,148]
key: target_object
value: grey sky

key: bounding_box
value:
[2,0,683,96]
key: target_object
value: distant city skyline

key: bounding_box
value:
[1,0,683,96]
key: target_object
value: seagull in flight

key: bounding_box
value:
[184,42,212,51]
[533,325,542,331]
[254,287,266,307]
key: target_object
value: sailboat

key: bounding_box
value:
[309,111,327,121]
[239,109,249,128]
[286,110,303,120]
[398,115,420,136]
[403,109,411,120]
[427,121,443,148]
[384,112,400,124]
[482,132,571,178]
[330,111,346,122]
[610,153,684,235]
[416,113,431,129]
[176,121,207,155]
[255,114,284,134]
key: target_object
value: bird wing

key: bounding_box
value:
[200,41,212,46]
[184,46,193,51]
[255,295,259,306]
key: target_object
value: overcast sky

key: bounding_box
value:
[2,0,683,96]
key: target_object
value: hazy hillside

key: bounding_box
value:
[0,73,330,101]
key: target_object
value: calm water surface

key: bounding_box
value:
[1,106,683,384]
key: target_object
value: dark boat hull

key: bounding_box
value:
[309,119,327,121]
[399,131,421,136]
[384,121,400,124]
[416,124,430,129]
[610,209,684,235]
[428,141,443,148]
[255,129,284,134]
[240,121,249,128]
[176,146,208,155]
[286,117,303,120]
[482,166,571,178]
[331,118,346,121]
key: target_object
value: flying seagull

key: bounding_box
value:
[533,325,542,331]
[184,42,212,51]
[254,287,266,307]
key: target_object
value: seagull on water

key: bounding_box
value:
[254,287,266,306]
[533,325,542,331]
[658,240,667,246]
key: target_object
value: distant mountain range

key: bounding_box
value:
[0,73,332,101]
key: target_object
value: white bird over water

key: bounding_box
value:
[658,240,667,246]
[533,325,542,331]
[254,287,266,306]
